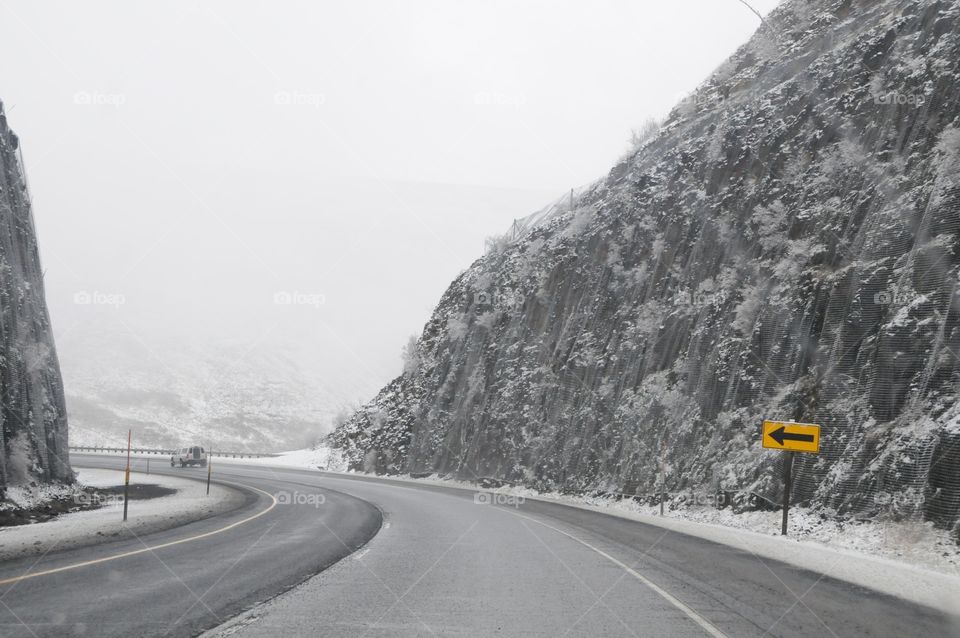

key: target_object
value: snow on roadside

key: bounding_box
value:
[212,446,347,471]
[0,468,245,561]
[515,489,960,616]
[500,489,960,577]
[73,447,348,472]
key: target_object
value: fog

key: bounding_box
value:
[0,0,778,442]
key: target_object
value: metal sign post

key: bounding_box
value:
[780,452,794,536]
[123,429,131,522]
[761,420,821,536]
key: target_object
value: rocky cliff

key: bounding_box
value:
[0,101,72,493]
[331,0,960,533]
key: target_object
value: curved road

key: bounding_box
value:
[0,455,956,637]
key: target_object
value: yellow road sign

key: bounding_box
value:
[762,421,820,454]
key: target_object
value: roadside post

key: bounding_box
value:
[761,420,821,535]
[206,450,212,496]
[781,452,793,536]
[658,433,667,516]
[123,429,132,522]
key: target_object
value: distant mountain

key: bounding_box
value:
[0,101,72,491]
[60,330,361,452]
[331,0,960,534]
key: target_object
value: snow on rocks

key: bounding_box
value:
[1,482,79,512]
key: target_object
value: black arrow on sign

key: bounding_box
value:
[768,426,814,446]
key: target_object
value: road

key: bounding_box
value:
[0,455,957,637]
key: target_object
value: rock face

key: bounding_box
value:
[0,101,72,492]
[331,0,960,532]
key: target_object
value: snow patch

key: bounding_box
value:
[0,468,245,560]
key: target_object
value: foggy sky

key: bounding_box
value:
[1,0,778,409]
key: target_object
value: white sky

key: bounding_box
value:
[1,0,779,407]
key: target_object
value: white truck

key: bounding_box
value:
[171,446,208,468]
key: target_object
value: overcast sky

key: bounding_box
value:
[1,0,779,408]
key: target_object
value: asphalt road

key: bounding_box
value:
[0,455,380,638]
[1,456,957,637]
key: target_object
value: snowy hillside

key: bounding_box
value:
[61,330,371,452]
[331,0,960,536]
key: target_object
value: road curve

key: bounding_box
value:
[0,455,381,638]
[207,470,960,638]
[2,456,958,637]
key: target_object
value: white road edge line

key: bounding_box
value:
[507,510,729,638]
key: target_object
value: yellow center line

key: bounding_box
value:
[0,480,278,587]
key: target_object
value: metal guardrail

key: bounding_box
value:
[69,446,279,459]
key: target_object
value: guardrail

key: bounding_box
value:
[69,446,279,459]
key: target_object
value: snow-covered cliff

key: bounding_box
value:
[0,101,72,493]
[331,0,960,534]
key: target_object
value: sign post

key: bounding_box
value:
[206,450,212,496]
[761,420,821,535]
[123,429,132,522]
[780,452,793,536]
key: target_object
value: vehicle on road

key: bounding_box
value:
[171,446,207,468]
